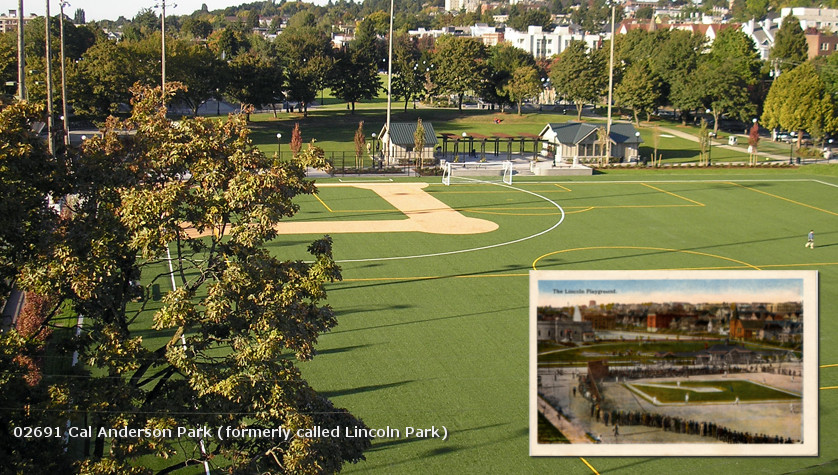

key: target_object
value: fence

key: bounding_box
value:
[322,150,441,176]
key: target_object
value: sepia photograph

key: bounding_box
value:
[530,270,818,457]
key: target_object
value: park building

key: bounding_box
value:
[537,306,595,343]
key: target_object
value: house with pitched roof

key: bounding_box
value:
[538,121,643,165]
[378,122,438,165]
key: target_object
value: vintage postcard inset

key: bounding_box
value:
[530,270,818,457]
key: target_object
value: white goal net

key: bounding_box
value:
[442,160,514,186]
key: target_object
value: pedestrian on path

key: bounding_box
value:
[806,230,815,249]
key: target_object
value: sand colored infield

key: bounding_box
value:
[184,182,499,237]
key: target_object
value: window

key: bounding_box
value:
[822,42,830,51]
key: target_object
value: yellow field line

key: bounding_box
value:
[728,182,838,216]
[340,273,527,283]
[532,246,761,271]
[554,184,572,192]
[313,194,334,212]
[757,262,838,268]
[580,457,600,475]
[821,364,838,368]
[641,183,706,206]
[820,386,838,390]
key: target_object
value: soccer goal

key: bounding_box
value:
[441,160,514,186]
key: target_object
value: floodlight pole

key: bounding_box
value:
[59,1,70,147]
[605,2,616,165]
[382,0,394,166]
[45,0,55,156]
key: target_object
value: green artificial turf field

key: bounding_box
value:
[138,167,838,474]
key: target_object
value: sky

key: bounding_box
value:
[536,278,805,307]
[2,0,329,23]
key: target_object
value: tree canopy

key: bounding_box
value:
[2,85,371,472]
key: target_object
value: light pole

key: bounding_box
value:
[605,1,616,164]
[45,0,55,156]
[371,132,377,157]
[705,109,713,166]
[59,1,71,147]
[154,1,177,101]
[276,133,282,160]
[17,0,25,101]
[634,131,640,163]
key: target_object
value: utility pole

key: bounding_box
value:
[17,0,25,101]
[154,1,176,101]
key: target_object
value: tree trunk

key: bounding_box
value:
[576,102,583,121]
[633,109,639,128]
[458,94,463,111]
[517,100,522,116]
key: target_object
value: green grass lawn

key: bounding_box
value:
[120,165,838,474]
[629,380,801,404]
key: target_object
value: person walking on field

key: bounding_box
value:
[806,230,814,249]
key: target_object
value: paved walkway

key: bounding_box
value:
[656,126,816,163]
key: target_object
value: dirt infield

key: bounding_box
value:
[185,182,499,237]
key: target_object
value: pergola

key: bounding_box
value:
[438,132,543,161]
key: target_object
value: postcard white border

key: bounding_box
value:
[529,270,818,457]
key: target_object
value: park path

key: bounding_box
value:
[537,396,592,444]
[657,126,792,162]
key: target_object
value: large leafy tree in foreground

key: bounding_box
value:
[14,84,370,472]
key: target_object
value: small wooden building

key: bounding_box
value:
[538,121,642,164]
[378,122,438,165]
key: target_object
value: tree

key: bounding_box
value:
[18,84,371,472]
[613,60,664,125]
[225,51,283,120]
[505,65,542,115]
[291,121,303,156]
[277,11,334,117]
[748,120,760,165]
[698,118,710,166]
[548,40,606,120]
[181,17,214,39]
[354,121,366,169]
[414,117,426,168]
[0,102,64,295]
[698,59,757,135]
[771,15,808,73]
[507,8,553,32]
[391,33,425,111]
[482,42,536,112]
[330,18,381,112]
[430,35,488,111]
[762,62,838,148]
[74,8,86,25]
[165,39,227,116]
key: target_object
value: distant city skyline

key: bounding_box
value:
[1,0,329,23]
[536,277,805,307]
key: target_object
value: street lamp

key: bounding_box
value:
[634,131,641,163]
[705,109,713,165]
[372,132,377,156]
[276,133,282,160]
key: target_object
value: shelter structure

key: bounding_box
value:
[378,122,438,165]
[538,121,642,165]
